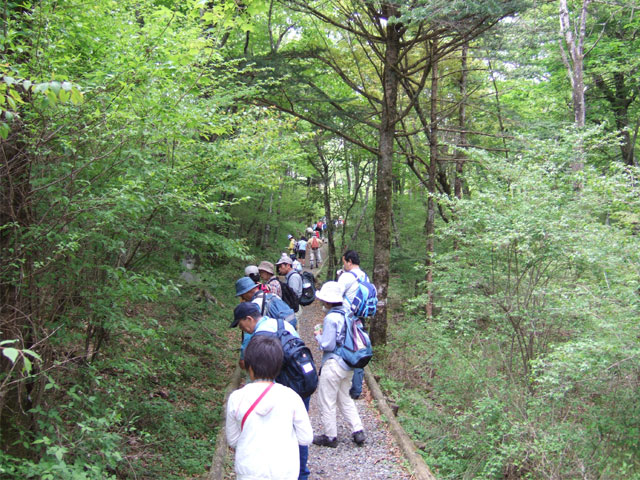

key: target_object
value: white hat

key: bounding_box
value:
[276,256,293,266]
[315,281,343,303]
[244,265,259,276]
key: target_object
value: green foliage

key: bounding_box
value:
[383,127,640,478]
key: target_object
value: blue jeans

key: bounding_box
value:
[350,368,364,399]
[299,395,311,480]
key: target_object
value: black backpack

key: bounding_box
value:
[255,318,318,398]
[299,271,316,306]
[278,274,301,312]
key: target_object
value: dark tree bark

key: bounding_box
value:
[424,42,438,320]
[370,7,401,346]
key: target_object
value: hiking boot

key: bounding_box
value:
[352,430,365,446]
[313,435,338,448]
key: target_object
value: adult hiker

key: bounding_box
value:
[312,281,366,448]
[230,302,313,480]
[309,233,322,269]
[245,265,269,293]
[297,236,308,267]
[258,261,282,298]
[287,234,297,260]
[276,256,303,299]
[235,276,297,329]
[337,250,368,399]
[226,334,313,480]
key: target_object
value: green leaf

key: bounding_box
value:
[70,88,83,105]
[2,347,19,364]
[22,349,41,360]
[49,81,61,95]
[22,356,32,374]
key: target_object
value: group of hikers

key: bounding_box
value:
[225,246,375,480]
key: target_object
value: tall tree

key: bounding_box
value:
[243,0,522,343]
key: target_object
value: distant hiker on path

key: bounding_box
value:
[226,331,313,480]
[309,233,322,269]
[287,234,297,260]
[312,282,366,448]
[297,236,308,267]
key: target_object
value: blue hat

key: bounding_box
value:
[235,277,257,296]
[230,302,261,328]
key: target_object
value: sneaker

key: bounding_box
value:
[352,430,365,446]
[313,435,338,448]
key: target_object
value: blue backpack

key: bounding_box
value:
[335,310,373,369]
[259,292,296,323]
[346,271,378,318]
[255,318,318,398]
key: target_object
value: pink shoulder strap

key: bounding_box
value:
[241,383,274,430]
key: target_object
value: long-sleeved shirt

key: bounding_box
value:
[226,381,313,480]
[337,266,367,311]
[285,270,303,298]
[314,306,350,370]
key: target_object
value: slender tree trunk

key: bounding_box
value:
[273,179,285,245]
[348,178,371,246]
[559,0,590,176]
[313,139,338,281]
[425,42,438,319]
[261,191,274,247]
[370,9,400,346]
[454,44,468,252]
[487,58,509,160]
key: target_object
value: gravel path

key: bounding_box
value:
[299,268,414,480]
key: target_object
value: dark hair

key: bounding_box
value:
[244,335,283,380]
[248,273,260,283]
[343,250,360,265]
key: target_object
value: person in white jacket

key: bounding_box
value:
[226,334,313,480]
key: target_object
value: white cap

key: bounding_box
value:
[244,265,259,276]
[315,281,343,303]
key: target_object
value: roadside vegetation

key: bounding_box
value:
[1,0,639,478]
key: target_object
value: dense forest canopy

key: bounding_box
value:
[1,0,639,478]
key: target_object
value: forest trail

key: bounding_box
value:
[210,246,431,479]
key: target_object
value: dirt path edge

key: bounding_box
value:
[364,366,437,480]
[206,365,242,480]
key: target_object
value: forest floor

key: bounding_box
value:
[216,250,416,479]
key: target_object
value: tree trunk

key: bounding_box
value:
[559,0,591,175]
[370,10,400,346]
[454,44,468,252]
[425,42,438,320]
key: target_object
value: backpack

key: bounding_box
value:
[259,292,295,323]
[299,271,316,306]
[310,236,319,249]
[346,271,378,318]
[335,310,373,369]
[278,279,300,312]
[255,318,318,398]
